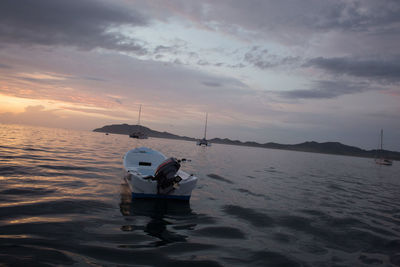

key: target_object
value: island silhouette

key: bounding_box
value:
[93,124,399,161]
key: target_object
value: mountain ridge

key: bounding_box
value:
[93,124,400,160]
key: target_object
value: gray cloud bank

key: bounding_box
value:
[305,57,400,83]
[0,0,147,52]
[137,0,400,44]
[281,56,400,99]
[280,80,374,99]
[244,46,300,70]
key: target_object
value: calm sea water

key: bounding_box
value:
[0,124,399,266]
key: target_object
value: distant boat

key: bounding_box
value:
[123,147,198,200]
[375,129,393,166]
[129,131,147,139]
[197,112,211,146]
[129,104,148,139]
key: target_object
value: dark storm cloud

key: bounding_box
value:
[281,80,374,99]
[305,57,400,83]
[0,0,148,53]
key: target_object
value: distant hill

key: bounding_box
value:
[211,139,400,160]
[93,124,400,161]
[93,124,195,141]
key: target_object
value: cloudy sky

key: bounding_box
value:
[1,0,399,150]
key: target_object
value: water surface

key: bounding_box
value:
[0,124,399,266]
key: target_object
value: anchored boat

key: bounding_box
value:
[123,147,198,200]
[129,104,148,139]
[197,112,211,146]
[375,129,393,166]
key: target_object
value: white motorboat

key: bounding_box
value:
[123,147,198,200]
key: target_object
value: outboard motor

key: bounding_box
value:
[154,158,182,195]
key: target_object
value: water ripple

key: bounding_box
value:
[207,173,234,184]
[222,205,275,227]
[0,124,399,266]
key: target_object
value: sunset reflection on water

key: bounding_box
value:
[1,124,400,266]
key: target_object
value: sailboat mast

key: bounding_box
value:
[204,112,208,139]
[380,129,383,151]
[138,104,142,126]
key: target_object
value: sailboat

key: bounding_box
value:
[197,112,211,146]
[129,104,148,139]
[375,129,392,166]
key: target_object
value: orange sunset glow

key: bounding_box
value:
[0,0,399,149]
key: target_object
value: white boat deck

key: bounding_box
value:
[123,147,198,200]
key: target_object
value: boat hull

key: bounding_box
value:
[124,171,197,201]
[129,134,148,139]
[123,147,198,201]
[131,192,191,200]
[196,139,211,146]
[375,158,393,166]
